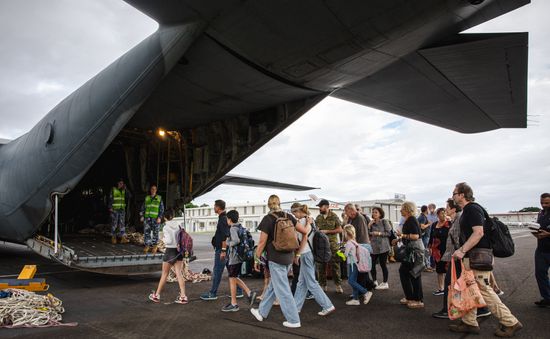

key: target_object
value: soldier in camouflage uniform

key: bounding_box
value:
[140,184,164,254]
[108,179,130,245]
[315,199,343,293]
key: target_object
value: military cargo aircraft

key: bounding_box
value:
[0,0,530,274]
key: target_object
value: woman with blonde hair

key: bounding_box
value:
[392,201,425,309]
[292,203,335,316]
[251,195,302,328]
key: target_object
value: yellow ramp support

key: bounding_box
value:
[0,265,49,292]
[17,265,37,279]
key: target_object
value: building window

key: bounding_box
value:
[244,207,247,214]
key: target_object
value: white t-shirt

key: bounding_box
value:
[163,220,182,248]
[297,217,315,254]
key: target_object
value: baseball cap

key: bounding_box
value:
[316,199,330,207]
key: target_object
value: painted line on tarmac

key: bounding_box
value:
[223,317,318,338]
[513,234,535,240]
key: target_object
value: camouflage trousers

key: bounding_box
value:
[143,218,160,246]
[110,210,126,236]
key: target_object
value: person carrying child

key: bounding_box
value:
[148,210,188,304]
[222,210,257,312]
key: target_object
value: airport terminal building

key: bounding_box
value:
[177,198,405,232]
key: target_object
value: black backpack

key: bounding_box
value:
[473,203,515,258]
[307,223,332,263]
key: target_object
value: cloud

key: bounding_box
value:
[1,1,548,213]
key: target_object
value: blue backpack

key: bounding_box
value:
[235,225,255,261]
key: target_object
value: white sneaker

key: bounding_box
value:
[373,280,379,287]
[363,291,373,305]
[283,321,301,328]
[346,299,360,306]
[250,308,263,322]
[317,305,335,316]
[375,282,389,290]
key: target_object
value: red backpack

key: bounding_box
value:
[177,227,194,258]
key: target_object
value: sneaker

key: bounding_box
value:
[375,282,389,290]
[144,246,150,254]
[222,303,240,312]
[318,305,335,316]
[321,285,328,292]
[346,299,360,306]
[432,310,449,319]
[335,285,343,294]
[407,301,424,309]
[148,292,160,303]
[400,297,410,305]
[389,256,396,263]
[363,291,373,305]
[200,292,218,301]
[227,293,244,299]
[494,321,523,338]
[119,235,129,244]
[535,299,550,307]
[174,295,188,304]
[247,291,257,307]
[306,293,315,300]
[476,308,492,318]
[273,299,280,306]
[424,267,434,273]
[373,280,379,287]
[449,321,480,334]
[283,321,301,328]
[250,308,263,322]
[111,236,117,244]
[433,289,445,296]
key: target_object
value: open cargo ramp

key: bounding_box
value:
[26,235,165,275]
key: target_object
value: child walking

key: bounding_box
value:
[223,210,257,312]
[148,210,188,304]
[344,224,371,305]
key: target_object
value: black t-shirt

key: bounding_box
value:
[459,203,491,249]
[258,211,297,266]
[537,210,550,253]
[402,216,420,245]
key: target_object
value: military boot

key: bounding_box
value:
[111,236,117,245]
[144,246,150,254]
[119,235,129,244]
[151,245,158,254]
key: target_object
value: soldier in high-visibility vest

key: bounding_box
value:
[108,179,131,244]
[140,184,164,253]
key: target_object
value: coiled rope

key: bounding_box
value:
[0,289,78,328]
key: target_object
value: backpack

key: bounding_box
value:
[235,225,255,261]
[271,212,299,252]
[307,223,332,263]
[471,203,515,258]
[176,226,193,258]
[353,240,371,273]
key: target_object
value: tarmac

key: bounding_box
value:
[1,228,549,338]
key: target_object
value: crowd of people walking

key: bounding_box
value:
[144,182,550,337]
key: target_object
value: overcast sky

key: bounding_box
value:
[1,1,548,212]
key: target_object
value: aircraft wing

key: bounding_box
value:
[212,174,318,192]
[332,33,528,133]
